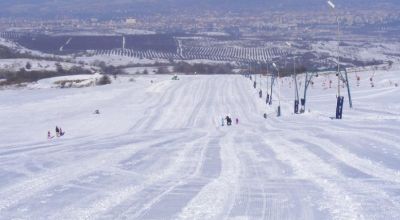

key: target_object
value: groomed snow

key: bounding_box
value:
[0,67,399,219]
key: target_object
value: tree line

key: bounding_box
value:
[0,65,91,85]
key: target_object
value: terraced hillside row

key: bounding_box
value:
[1,32,287,62]
[91,46,287,62]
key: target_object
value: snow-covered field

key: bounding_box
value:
[0,59,87,72]
[77,54,163,66]
[0,67,399,219]
[311,41,400,64]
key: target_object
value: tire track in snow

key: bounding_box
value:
[194,76,219,128]
[291,131,400,184]
[51,132,208,220]
[154,77,203,129]
[264,135,365,220]
[98,77,229,219]
[284,133,400,219]
[129,79,181,131]
[286,133,400,219]
[272,119,400,151]
[177,131,240,220]
[228,135,268,220]
[234,76,266,125]
[230,133,324,220]
[268,120,400,170]
[114,133,221,220]
[141,79,191,130]
[0,133,191,214]
[184,77,211,128]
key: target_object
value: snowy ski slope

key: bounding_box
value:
[0,69,399,219]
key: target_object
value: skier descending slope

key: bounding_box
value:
[55,126,60,137]
[226,116,232,126]
[47,131,54,139]
[59,128,65,136]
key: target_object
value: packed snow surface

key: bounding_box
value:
[0,69,400,220]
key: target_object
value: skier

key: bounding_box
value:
[226,116,232,126]
[264,113,267,119]
[48,131,54,139]
[236,118,239,125]
[59,127,65,136]
[55,126,60,137]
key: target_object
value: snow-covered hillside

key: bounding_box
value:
[0,67,399,219]
[0,37,70,59]
[0,59,88,72]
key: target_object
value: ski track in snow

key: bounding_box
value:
[0,73,400,220]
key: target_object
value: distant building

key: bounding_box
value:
[126,18,137,25]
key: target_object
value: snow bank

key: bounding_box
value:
[0,59,79,72]
[28,74,102,89]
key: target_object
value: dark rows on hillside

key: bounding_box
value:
[182,47,287,62]
[63,36,121,51]
[16,35,70,53]
[10,34,177,54]
[125,35,177,53]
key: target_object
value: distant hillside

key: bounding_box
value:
[0,0,398,19]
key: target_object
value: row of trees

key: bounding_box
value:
[182,46,285,62]
[90,60,235,75]
[173,62,234,74]
[0,66,92,85]
[0,45,26,59]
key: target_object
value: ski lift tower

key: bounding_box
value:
[268,65,276,106]
[258,61,263,98]
[327,0,345,119]
[286,42,300,114]
[264,61,275,105]
[272,62,281,117]
[301,68,352,114]
[301,71,319,113]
